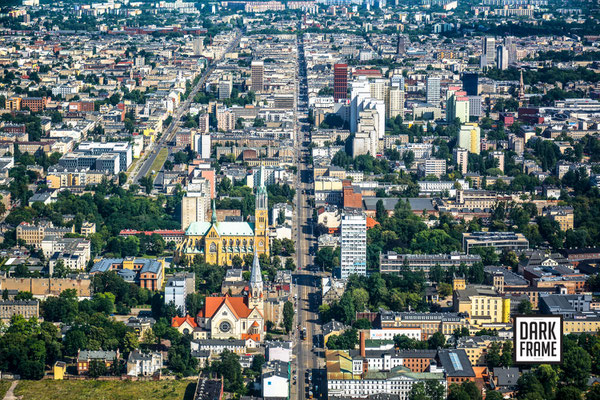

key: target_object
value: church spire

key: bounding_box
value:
[250,251,263,287]
[211,199,217,224]
[519,69,525,100]
[255,165,268,210]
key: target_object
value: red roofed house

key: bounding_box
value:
[172,315,197,335]
[195,253,265,342]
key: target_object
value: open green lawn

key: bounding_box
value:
[14,379,196,400]
[0,381,12,398]
[146,147,169,178]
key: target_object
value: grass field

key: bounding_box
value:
[0,381,12,398]
[13,379,196,400]
[146,147,169,178]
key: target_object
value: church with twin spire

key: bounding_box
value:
[175,166,270,266]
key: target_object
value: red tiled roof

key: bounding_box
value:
[171,315,197,328]
[200,295,252,319]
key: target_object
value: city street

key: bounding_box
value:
[127,30,242,186]
[291,32,324,400]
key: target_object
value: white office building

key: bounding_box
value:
[194,133,211,159]
[340,211,367,279]
[164,273,195,314]
[426,76,441,105]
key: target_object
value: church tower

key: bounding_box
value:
[248,252,264,313]
[254,165,269,254]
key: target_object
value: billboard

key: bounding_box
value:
[514,315,562,364]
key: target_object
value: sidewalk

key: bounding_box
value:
[2,381,20,400]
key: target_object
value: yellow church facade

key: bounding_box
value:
[175,180,270,266]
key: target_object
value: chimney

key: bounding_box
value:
[360,330,366,358]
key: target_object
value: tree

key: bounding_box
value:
[376,199,387,222]
[352,318,372,329]
[484,391,504,400]
[427,331,446,349]
[140,176,153,194]
[403,150,415,169]
[556,386,583,400]
[251,354,265,373]
[350,288,369,312]
[586,385,600,400]
[15,291,33,300]
[232,255,243,268]
[285,258,296,271]
[52,259,68,278]
[518,299,533,314]
[562,347,591,389]
[185,293,204,317]
[283,301,294,333]
[88,359,108,378]
[208,350,245,394]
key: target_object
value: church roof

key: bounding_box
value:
[171,315,197,328]
[250,252,263,286]
[185,221,255,237]
[199,296,252,319]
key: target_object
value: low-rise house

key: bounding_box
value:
[126,350,163,377]
[77,350,119,375]
[172,315,198,335]
[53,361,67,380]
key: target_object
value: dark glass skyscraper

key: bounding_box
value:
[334,63,348,101]
[461,72,478,96]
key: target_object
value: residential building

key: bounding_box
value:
[379,252,481,275]
[326,349,447,399]
[462,232,529,254]
[379,311,469,339]
[77,350,119,375]
[42,237,91,271]
[265,341,293,363]
[489,151,505,172]
[419,158,446,178]
[90,257,165,291]
[454,147,469,174]
[262,360,290,399]
[340,210,367,279]
[181,189,211,230]
[453,284,510,327]
[426,76,441,105]
[447,91,470,123]
[165,273,196,314]
[126,350,163,377]
[0,275,92,298]
[455,335,508,366]
[458,124,481,154]
[16,222,74,248]
[542,206,574,231]
[251,60,264,92]
[0,300,39,321]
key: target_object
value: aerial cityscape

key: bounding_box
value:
[0,0,599,399]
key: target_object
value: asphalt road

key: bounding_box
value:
[292,33,323,400]
[127,30,242,186]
